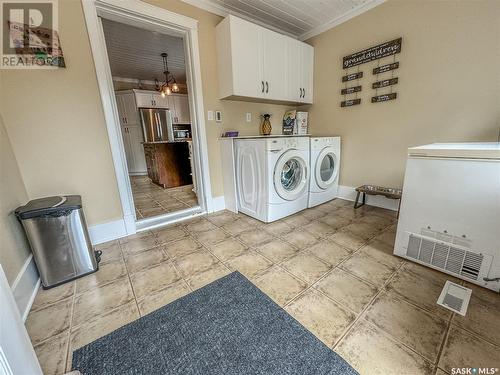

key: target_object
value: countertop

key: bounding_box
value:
[219,134,310,140]
[142,139,192,144]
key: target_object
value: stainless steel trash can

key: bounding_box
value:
[15,195,101,289]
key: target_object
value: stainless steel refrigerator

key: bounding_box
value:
[139,108,174,142]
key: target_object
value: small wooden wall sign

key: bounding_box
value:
[342,71,363,82]
[343,38,402,69]
[372,78,398,89]
[373,62,399,75]
[341,98,361,107]
[372,93,397,103]
[341,85,362,95]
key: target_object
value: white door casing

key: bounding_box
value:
[82,0,214,236]
[0,265,42,375]
[315,147,339,190]
[274,150,308,201]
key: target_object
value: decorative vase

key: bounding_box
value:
[260,114,272,135]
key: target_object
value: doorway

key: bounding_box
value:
[82,0,214,235]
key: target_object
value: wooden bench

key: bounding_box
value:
[354,185,402,216]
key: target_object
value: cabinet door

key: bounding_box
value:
[153,93,169,108]
[178,95,190,124]
[135,92,154,108]
[115,94,127,126]
[286,39,302,102]
[122,93,140,125]
[128,126,147,173]
[170,95,190,123]
[230,17,264,98]
[262,31,287,100]
[301,43,314,103]
[170,95,180,123]
[121,127,134,172]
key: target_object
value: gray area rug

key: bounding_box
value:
[72,272,358,375]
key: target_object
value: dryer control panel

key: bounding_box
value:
[311,137,341,150]
[266,137,309,151]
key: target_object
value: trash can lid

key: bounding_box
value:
[15,195,82,220]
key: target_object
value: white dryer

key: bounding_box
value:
[308,137,341,208]
[235,137,310,222]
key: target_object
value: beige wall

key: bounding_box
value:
[1,0,293,227]
[1,0,122,226]
[0,77,32,285]
[307,0,500,188]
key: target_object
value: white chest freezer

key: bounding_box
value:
[394,143,500,292]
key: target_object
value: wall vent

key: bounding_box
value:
[405,234,484,281]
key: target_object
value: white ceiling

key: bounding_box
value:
[181,0,385,40]
[101,18,186,83]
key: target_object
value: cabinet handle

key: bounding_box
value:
[303,88,306,98]
[266,81,269,93]
[261,81,264,93]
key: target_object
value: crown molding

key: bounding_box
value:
[179,0,298,38]
[298,0,386,41]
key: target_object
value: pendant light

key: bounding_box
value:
[154,52,180,97]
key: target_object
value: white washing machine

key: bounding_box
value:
[308,137,341,208]
[235,137,310,222]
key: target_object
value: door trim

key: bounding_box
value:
[82,0,214,236]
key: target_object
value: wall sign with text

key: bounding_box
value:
[340,38,402,107]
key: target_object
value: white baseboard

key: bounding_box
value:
[11,255,40,321]
[338,185,399,211]
[211,196,226,212]
[88,218,129,245]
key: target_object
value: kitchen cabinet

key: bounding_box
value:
[286,39,314,103]
[122,125,147,175]
[116,92,140,125]
[132,90,190,123]
[134,91,168,108]
[170,94,190,124]
[216,15,312,104]
[143,142,192,188]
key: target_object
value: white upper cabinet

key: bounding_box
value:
[262,31,287,100]
[216,15,313,104]
[116,92,140,126]
[172,94,190,124]
[134,91,169,108]
[286,39,314,104]
[300,43,314,104]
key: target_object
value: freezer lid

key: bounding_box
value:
[408,142,500,159]
[15,195,82,219]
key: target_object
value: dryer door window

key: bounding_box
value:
[274,150,308,201]
[316,148,339,190]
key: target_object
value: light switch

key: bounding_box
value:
[246,113,251,122]
[207,110,214,121]
[215,111,222,122]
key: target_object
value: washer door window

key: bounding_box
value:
[274,150,308,201]
[315,148,339,190]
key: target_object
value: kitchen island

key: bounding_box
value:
[143,141,192,188]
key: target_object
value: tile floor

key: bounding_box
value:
[26,199,500,375]
[130,175,198,219]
